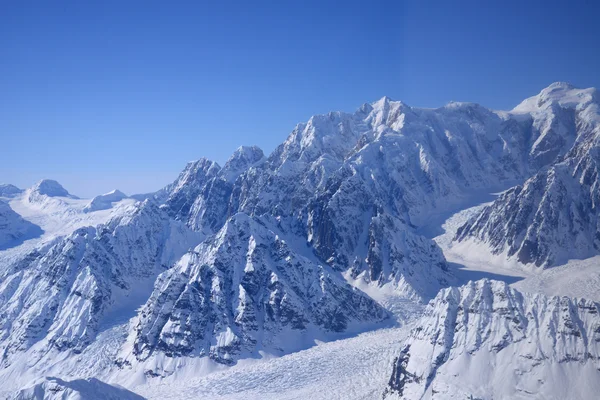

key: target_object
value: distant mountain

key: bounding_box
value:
[384,279,600,400]
[0,184,23,198]
[83,189,128,213]
[455,83,600,267]
[28,179,77,200]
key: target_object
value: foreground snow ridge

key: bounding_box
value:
[12,377,145,400]
[385,279,600,400]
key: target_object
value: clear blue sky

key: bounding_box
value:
[2,0,599,197]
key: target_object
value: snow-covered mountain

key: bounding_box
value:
[455,83,600,267]
[83,190,129,213]
[118,213,387,375]
[27,179,77,201]
[143,85,595,299]
[384,279,600,400]
[0,184,23,198]
[2,82,600,398]
[0,200,201,367]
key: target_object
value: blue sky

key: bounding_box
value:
[2,0,600,197]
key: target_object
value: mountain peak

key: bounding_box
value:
[184,157,220,171]
[513,82,597,113]
[372,95,400,109]
[175,158,221,189]
[544,81,576,91]
[228,145,264,163]
[538,81,579,99]
[29,179,74,198]
[83,189,129,213]
[221,145,265,182]
[0,183,23,198]
[105,189,127,197]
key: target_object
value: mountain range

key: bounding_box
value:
[1,82,600,399]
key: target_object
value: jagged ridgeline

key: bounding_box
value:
[1,83,600,388]
[455,83,600,267]
[384,279,600,399]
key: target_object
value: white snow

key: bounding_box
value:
[384,279,600,400]
[12,377,144,400]
[2,82,600,400]
[132,327,410,400]
[83,189,128,212]
[0,188,137,269]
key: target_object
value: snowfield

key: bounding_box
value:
[133,327,411,400]
[436,197,600,302]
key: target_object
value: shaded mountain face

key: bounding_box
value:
[0,184,23,198]
[118,213,388,374]
[455,84,600,267]
[0,200,43,250]
[384,279,600,400]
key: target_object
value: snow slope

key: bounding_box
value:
[0,182,138,269]
[0,200,203,376]
[12,377,145,400]
[456,83,600,267]
[132,326,410,400]
[434,196,600,302]
[384,279,600,400]
[0,200,43,250]
[83,190,128,213]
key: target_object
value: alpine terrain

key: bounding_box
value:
[2,82,600,399]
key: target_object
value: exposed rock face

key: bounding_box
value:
[219,145,265,183]
[0,201,200,365]
[120,213,387,372]
[153,93,574,299]
[455,84,600,267]
[162,158,221,223]
[384,279,600,399]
